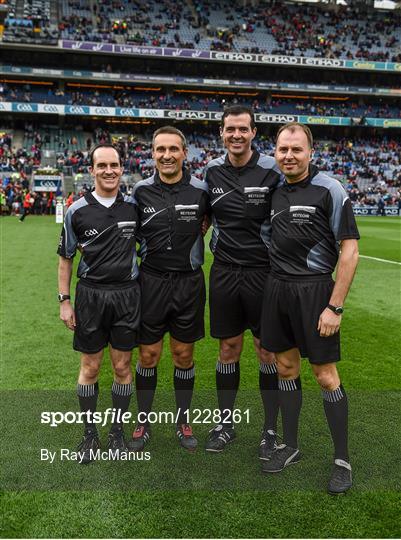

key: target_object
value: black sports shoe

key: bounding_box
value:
[77,428,100,464]
[128,424,151,451]
[176,424,198,451]
[328,459,352,495]
[259,429,278,461]
[107,427,128,456]
[261,444,301,473]
[205,425,235,452]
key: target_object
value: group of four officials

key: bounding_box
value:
[58,106,359,495]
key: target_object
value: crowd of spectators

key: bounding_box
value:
[2,1,400,62]
[1,83,400,120]
[2,127,400,215]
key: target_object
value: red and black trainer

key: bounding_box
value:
[176,424,198,451]
[128,424,151,452]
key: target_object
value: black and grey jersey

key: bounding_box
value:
[133,170,209,273]
[269,166,360,278]
[204,149,280,267]
[57,191,138,286]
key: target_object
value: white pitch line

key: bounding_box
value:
[360,255,401,266]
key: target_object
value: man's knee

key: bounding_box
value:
[139,344,161,369]
[219,336,243,363]
[172,342,194,369]
[113,359,132,379]
[276,349,300,379]
[109,347,132,379]
[313,364,340,391]
[254,337,276,364]
[259,349,276,365]
[79,352,102,382]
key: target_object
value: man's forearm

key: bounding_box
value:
[58,257,73,294]
[330,239,359,306]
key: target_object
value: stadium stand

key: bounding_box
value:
[1,82,400,119]
[1,124,400,208]
[0,0,400,218]
[1,1,400,61]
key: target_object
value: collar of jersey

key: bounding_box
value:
[283,164,320,190]
[86,189,124,205]
[154,168,190,189]
[224,148,260,171]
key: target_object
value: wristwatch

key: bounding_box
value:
[58,293,71,303]
[327,304,344,315]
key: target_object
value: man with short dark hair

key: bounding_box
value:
[129,126,209,452]
[58,144,140,463]
[260,122,359,494]
[204,105,281,456]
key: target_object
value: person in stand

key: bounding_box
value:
[260,122,359,495]
[129,126,208,452]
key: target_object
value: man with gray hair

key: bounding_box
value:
[129,126,209,452]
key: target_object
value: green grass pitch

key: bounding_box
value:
[1,215,400,538]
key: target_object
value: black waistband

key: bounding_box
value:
[270,271,333,282]
[213,261,268,272]
[140,266,202,278]
[78,278,138,290]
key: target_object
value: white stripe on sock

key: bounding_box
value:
[112,381,133,396]
[322,386,344,403]
[175,366,195,380]
[77,383,96,397]
[136,364,155,377]
[260,362,277,375]
[278,378,298,391]
[216,361,236,374]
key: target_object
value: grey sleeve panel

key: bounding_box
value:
[77,257,90,278]
[189,175,208,192]
[138,238,147,262]
[311,173,349,241]
[307,239,339,273]
[210,214,220,253]
[257,154,280,174]
[131,250,139,280]
[260,218,272,249]
[189,234,204,270]
[203,156,225,179]
[132,175,155,197]
[124,194,138,205]
[62,197,89,258]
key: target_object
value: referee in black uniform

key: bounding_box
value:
[204,105,281,457]
[129,126,208,451]
[260,123,359,494]
[58,143,140,463]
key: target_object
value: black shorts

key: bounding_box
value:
[138,268,206,345]
[73,280,140,354]
[260,274,340,364]
[209,262,268,339]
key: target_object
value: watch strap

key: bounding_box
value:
[327,304,344,315]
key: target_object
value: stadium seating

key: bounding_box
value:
[2,124,400,211]
[1,83,400,119]
[1,1,400,61]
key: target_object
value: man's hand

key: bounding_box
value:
[201,215,211,236]
[317,307,341,337]
[60,301,76,331]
